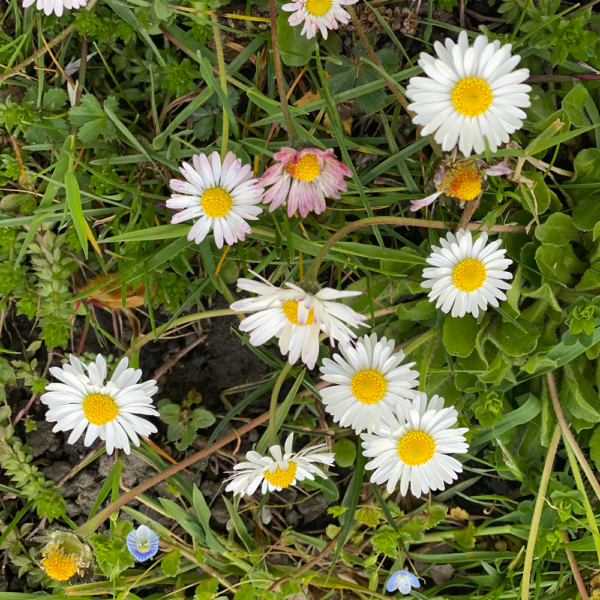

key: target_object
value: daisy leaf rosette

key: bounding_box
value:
[230,274,368,369]
[167,151,265,249]
[261,147,352,218]
[406,31,532,157]
[361,393,469,497]
[282,0,358,40]
[225,433,335,496]
[319,333,420,434]
[23,0,86,17]
[421,228,513,318]
[41,354,159,455]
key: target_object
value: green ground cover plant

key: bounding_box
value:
[2,0,600,599]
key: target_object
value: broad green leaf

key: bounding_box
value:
[572,195,600,231]
[535,213,578,246]
[443,314,478,358]
[563,84,590,128]
[277,10,313,66]
[161,549,181,577]
[333,438,357,468]
[492,320,540,357]
[589,426,600,470]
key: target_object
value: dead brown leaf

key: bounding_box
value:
[78,274,153,310]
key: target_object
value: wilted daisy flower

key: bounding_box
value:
[361,393,469,497]
[261,148,352,218]
[226,433,335,496]
[406,31,531,157]
[230,274,367,369]
[167,151,264,249]
[38,531,94,582]
[319,334,419,434]
[23,0,86,17]
[282,0,357,39]
[387,570,421,594]
[127,525,159,562]
[410,154,512,212]
[421,229,513,319]
[41,354,159,455]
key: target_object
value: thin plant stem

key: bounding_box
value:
[563,435,600,564]
[74,409,271,539]
[268,0,299,146]
[301,216,529,287]
[347,6,442,158]
[521,424,561,600]
[268,362,294,447]
[560,529,590,600]
[546,371,600,501]
[211,15,229,159]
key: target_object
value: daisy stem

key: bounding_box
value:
[269,362,294,447]
[268,0,300,146]
[547,370,600,505]
[346,7,443,158]
[520,424,560,600]
[211,15,229,159]
[563,434,600,565]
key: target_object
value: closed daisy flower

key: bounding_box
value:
[261,148,352,218]
[421,229,513,319]
[361,393,469,497]
[37,531,94,582]
[319,334,419,434]
[23,0,86,17]
[41,354,159,455]
[167,151,264,249]
[406,31,531,157]
[225,433,335,496]
[282,0,358,39]
[230,274,367,369]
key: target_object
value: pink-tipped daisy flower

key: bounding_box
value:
[282,0,358,39]
[261,147,352,218]
[167,151,265,249]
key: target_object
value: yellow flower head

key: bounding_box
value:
[37,531,94,583]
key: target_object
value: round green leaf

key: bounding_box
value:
[333,438,356,467]
[277,11,314,67]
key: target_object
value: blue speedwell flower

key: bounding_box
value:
[126,525,159,562]
[387,570,420,594]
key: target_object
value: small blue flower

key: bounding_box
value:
[386,570,420,594]
[126,525,159,562]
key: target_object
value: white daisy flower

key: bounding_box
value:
[282,0,358,40]
[319,334,420,434]
[361,393,469,497]
[421,229,513,319]
[23,0,86,17]
[406,31,532,157]
[41,354,159,455]
[225,433,335,496]
[167,151,265,249]
[230,274,368,369]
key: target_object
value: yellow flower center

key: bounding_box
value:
[286,153,321,182]
[305,0,332,15]
[82,393,119,426]
[263,461,298,488]
[453,258,487,293]
[351,369,387,404]
[42,551,78,581]
[397,430,436,466]
[201,187,232,218]
[451,77,493,118]
[282,300,315,326]
[443,166,482,201]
